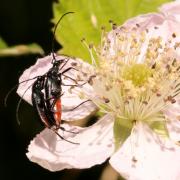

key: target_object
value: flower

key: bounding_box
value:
[17,1,180,180]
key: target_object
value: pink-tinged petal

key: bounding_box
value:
[17,54,97,121]
[61,73,98,121]
[110,123,180,180]
[120,1,180,41]
[27,114,114,171]
[105,1,180,63]
[122,13,164,30]
[61,100,97,121]
[160,1,180,18]
[17,55,53,104]
[164,100,180,142]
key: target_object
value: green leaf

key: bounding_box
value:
[113,118,132,150]
[0,43,44,57]
[0,37,8,49]
[53,0,172,62]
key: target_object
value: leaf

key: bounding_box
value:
[0,43,44,57]
[53,0,172,62]
[0,37,8,49]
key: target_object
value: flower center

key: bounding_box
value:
[84,27,180,148]
[123,64,152,86]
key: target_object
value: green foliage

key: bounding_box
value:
[0,42,44,57]
[53,0,172,62]
[0,37,8,49]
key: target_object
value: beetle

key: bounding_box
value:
[31,60,79,144]
[29,11,81,143]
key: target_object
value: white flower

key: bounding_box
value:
[17,1,180,180]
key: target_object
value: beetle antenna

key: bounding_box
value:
[51,11,74,63]
[16,84,33,125]
[4,85,18,107]
[4,76,40,107]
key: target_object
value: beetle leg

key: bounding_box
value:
[59,126,79,134]
[59,58,70,70]
[51,128,79,145]
[61,67,79,75]
[63,99,92,111]
[62,74,78,84]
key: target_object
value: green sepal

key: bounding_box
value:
[149,120,169,138]
[113,118,132,151]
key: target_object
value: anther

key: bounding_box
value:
[142,101,148,105]
[81,37,85,42]
[172,33,176,38]
[132,119,137,125]
[109,19,113,24]
[102,97,110,103]
[71,62,77,66]
[164,96,176,104]
[105,85,112,91]
[136,23,140,27]
[132,156,138,163]
[89,43,93,49]
[151,63,156,69]
[112,23,117,30]
[101,25,106,30]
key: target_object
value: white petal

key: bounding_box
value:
[27,114,114,171]
[110,123,180,180]
[16,54,97,120]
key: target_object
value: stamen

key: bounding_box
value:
[81,38,97,66]
[83,27,180,148]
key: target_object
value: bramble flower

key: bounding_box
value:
[17,1,180,180]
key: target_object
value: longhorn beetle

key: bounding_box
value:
[31,56,79,144]
[30,12,82,143]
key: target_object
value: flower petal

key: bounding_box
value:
[27,114,114,171]
[160,1,180,18]
[109,123,180,180]
[17,55,53,104]
[114,1,180,42]
[61,100,97,121]
[103,1,180,64]
[17,54,97,120]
